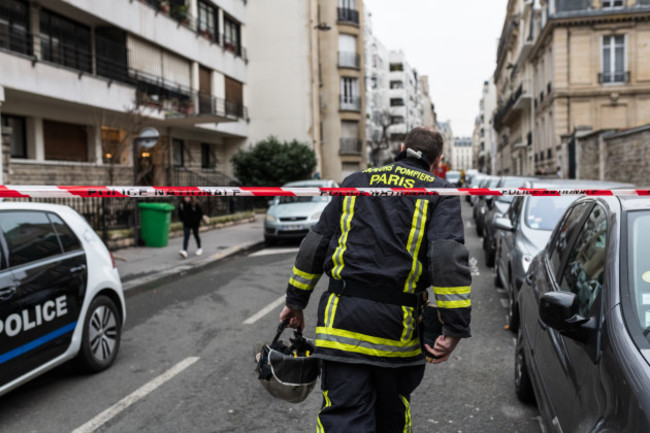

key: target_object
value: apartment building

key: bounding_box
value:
[437,120,454,166]
[452,137,473,171]
[493,0,650,177]
[472,79,497,173]
[247,0,366,182]
[387,50,422,145]
[0,0,248,187]
[419,75,438,128]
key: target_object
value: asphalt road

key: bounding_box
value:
[0,201,542,433]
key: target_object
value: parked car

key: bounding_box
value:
[464,169,478,188]
[0,203,126,397]
[482,176,536,267]
[473,175,500,236]
[514,195,650,432]
[494,179,632,330]
[264,179,339,244]
[467,173,487,204]
[445,170,462,187]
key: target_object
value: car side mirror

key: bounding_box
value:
[493,217,514,232]
[539,292,593,342]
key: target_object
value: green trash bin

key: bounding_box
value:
[138,202,176,247]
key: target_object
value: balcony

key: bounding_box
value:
[338,52,360,69]
[337,8,360,25]
[494,81,531,128]
[340,138,362,155]
[340,96,361,112]
[599,71,630,85]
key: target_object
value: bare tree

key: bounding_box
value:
[368,109,394,167]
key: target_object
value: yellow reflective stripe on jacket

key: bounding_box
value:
[400,306,415,342]
[323,293,340,328]
[331,196,356,279]
[403,199,429,294]
[289,266,321,291]
[399,395,412,433]
[316,390,332,433]
[315,326,422,358]
[433,285,471,308]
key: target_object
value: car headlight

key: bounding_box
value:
[310,211,322,221]
[265,214,277,223]
[522,254,533,273]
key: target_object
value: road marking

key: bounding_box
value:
[500,299,509,309]
[469,257,480,276]
[249,247,299,257]
[71,357,200,433]
[243,295,286,325]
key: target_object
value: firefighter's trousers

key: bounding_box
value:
[316,360,426,433]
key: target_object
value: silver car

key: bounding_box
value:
[494,179,633,331]
[264,179,338,244]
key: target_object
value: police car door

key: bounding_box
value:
[0,210,87,387]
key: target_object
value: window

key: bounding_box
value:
[390,63,404,72]
[602,0,624,8]
[559,205,608,317]
[49,213,81,252]
[626,211,650,334]
[201,143,215,169]
[390,98,405,107]
[40,9,92,73]
[390,116,405,124]
[173,139,184,167]
[524,196,578,231]
[223,16,241,56]
[0,0,31,55]
[338,34,358,68]
[340,77,359,110]
[390,80,404,89]
[549,202,591,275]
[0,211,63,268]
[601,35,626,83]
[197,1,218,42]
[1,114,27,158]
[43,120,88,162]
[101,126,126,164]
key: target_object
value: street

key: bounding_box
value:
[0,201,542,433]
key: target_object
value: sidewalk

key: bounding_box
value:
[115,215,265,291]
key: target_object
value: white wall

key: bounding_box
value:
[246,0,315,146]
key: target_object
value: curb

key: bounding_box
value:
[121,239,265,292]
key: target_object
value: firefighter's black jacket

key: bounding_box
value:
[285,156,472,367]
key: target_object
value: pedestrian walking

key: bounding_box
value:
[279,126,472,433]
[178,196,208,258]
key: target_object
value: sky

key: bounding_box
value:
[364,0,509,137]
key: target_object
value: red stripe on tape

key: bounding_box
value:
[459,188,502,196]
[0,186,29,198]
[240,187,296,196]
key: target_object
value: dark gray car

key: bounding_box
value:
[514,195,650,433]
[494,179,633,330]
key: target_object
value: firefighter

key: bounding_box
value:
[280,126,471,433]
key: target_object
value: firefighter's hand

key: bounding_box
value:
[280,306,304,330]
[424,335,460,364]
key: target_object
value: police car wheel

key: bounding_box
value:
[77,295,122,373]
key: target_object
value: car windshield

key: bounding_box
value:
[497,178,529,203]
[627,211,650,339]
[524,196,578,230]
[278,196,329,204]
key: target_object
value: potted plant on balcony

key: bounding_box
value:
[180,99,195,115]
[171,4,189,25]
[201,29,215,42]
[159,1,170,14]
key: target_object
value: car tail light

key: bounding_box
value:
[110,252,117,268]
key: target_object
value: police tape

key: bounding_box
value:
[0,185,649,198]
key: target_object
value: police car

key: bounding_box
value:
[0,203,126,397]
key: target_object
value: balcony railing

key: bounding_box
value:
[0,24,32,56]
[338,51,360,69]
[494,84,523,127]
[340,96,361,112]
[337,7,360,24]
[599,71,630,84]
[340,138,362,155]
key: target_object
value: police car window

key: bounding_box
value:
[0,211,63,267]
[48,213,82,252]
[549,202,591,276]
[559,204,607,317]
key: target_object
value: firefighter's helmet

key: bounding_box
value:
[255,320,320,403]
